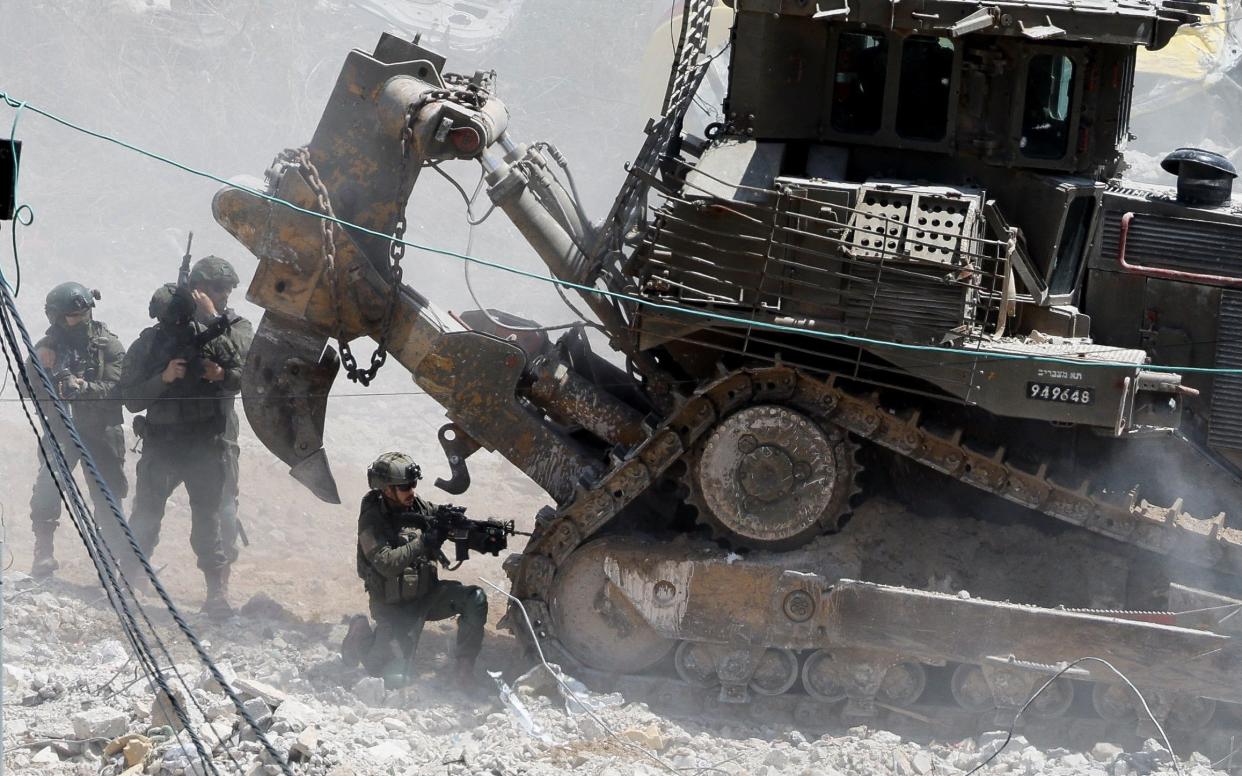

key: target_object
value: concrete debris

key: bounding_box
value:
[1,578,1226,776]
[70,705,128,740]
[151,685,188,731]
[104,733,154,769]
[234,676,288,707]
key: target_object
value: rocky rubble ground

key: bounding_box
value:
[0,574,1225,776]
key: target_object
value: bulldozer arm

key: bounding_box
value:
[243,312,341,503]
[214,33,603,504]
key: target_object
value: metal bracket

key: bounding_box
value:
[434,422,482,495]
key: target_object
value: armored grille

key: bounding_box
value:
[1210,290,1242,450]
[1101,211,1242,277]
[848,185,981,265]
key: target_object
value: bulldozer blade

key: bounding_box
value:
[244,312,342,504]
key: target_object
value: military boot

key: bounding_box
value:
[31,532,58,579]
[202,566,234,620]
[453,655,479,687]
[340,614,374,668]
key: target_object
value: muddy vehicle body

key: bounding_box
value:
[215,0,1242,756]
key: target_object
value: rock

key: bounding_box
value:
[367,740,410,763]
[71,706,129,740]
[381,717,407,732]
[1018,746,1047,774]
[206,697,237,721]
[30,746,60,765]
[622,724,667,752]
[151,687,187,731]
[4,664,28,693]
[1093,742,1125,763]
[514,664,559,697]
[240,593,300,623]
[197,661,238,693]
[234,677,287,708]
[910,751,935,775]
[104,734,154,769]
[271,698,318,733]
[1059,752,1091,769]
[764,749,790,769]
[871,730,902,746]
[352,676,386,706]
[289,726,320,762]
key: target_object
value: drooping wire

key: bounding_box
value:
[3,90,1242,374]
[0,277,292,775]
[964,656,1182,776]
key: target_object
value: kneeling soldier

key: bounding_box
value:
[344,452,488,687]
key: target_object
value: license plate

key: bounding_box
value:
[1026,382,1094,405]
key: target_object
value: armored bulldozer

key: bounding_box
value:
[215,0,1242,754]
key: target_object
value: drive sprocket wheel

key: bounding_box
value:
[684,403,861,550]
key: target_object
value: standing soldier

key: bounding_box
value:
[26,282,128,578]
[342,453,488,687]
[119,283,240,618]
[188,256,253,574]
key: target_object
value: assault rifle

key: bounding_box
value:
[50,348,86,399]
[410,503,531,568]
[150,232,240,384]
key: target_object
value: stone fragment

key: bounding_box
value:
[1093,742,1125,763]
[910,751,935,775]
[514,664,559,697]
[151,687,187,731]
[271,698,318,733]
[289,726,320,762]
[71,706,129,740]
[871,730,902,745]
[622,724,667,752]
[197,661,238,693]
[367,740,410,763]
[31,746,60,764]
[764,748,790,769]
[352,676,386,706]
[234,677,288,707]
[1059,752,1091,768]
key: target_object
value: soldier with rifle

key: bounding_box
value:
[343,452,524,687]
[119,236,243,618]
[25,282,127,578]
[187,255,253,574]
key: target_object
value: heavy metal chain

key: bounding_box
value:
[271,79,491,387]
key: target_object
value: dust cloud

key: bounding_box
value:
[1,2,1241,774]
[0,0,672,614]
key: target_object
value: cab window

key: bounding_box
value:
[832,31,888,134]
[896,36,954,141]
[1021,54,1076,159]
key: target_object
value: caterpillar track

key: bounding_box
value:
[503,367,1242,753]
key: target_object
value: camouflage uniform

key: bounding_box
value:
[189,256,253,566]
[119,284,244,608]
[351,456,487,684]
[26,283,128,577]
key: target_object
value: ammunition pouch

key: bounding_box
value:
[379,561,435,605]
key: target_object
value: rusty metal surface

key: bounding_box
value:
[690,404,855,548]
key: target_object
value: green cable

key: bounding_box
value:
[2,88,1239,376]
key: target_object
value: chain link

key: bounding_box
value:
[272,77,491,386]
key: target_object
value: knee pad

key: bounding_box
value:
[469,588,488,613]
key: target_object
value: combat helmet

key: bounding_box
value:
[44,282,99,325]
[148,283,195,327]
[189,255,240,289]
[367,452,423,491]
